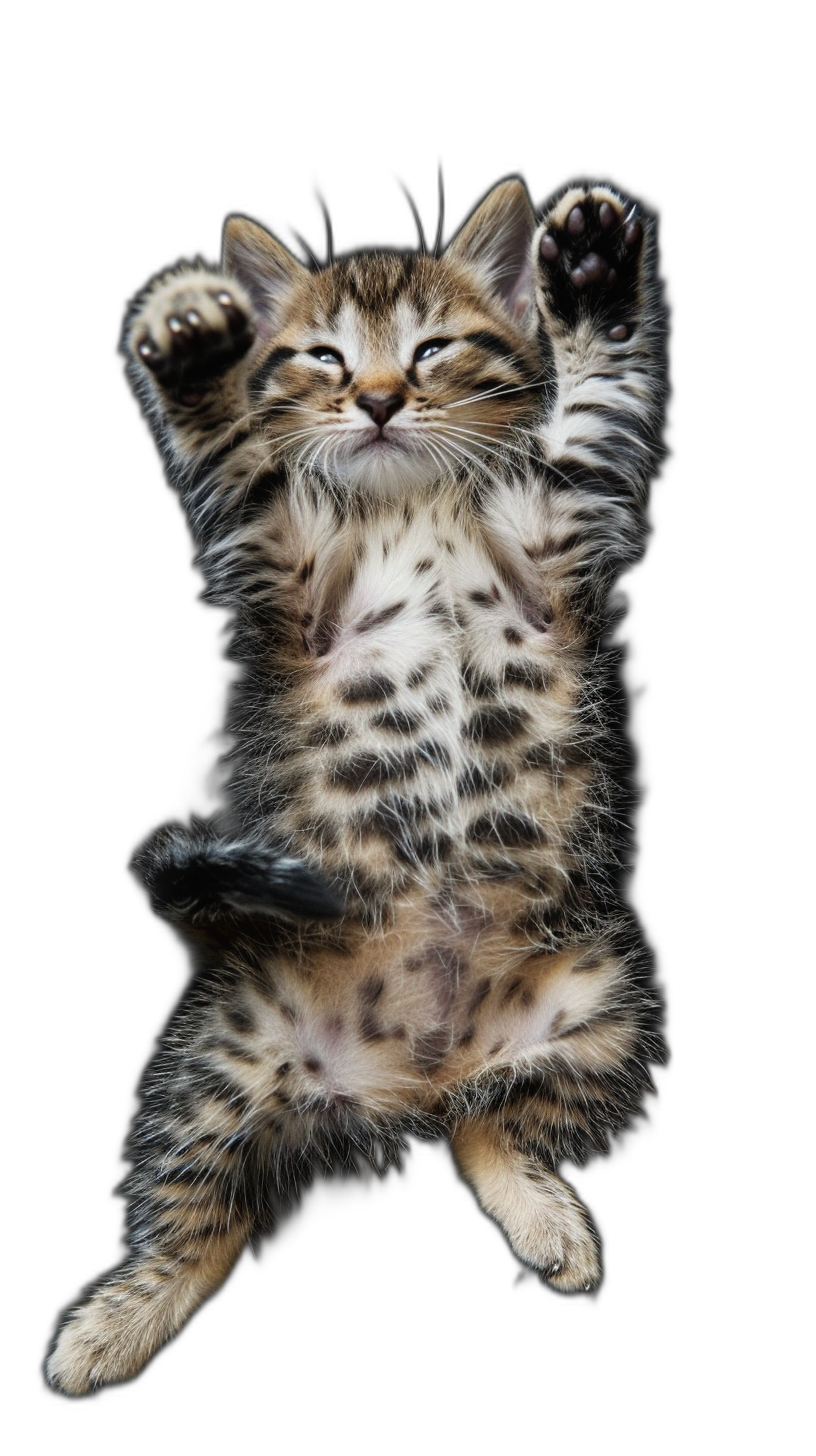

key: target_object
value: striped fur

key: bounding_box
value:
[46,178,668,1394]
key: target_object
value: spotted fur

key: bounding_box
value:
[46,177,668,1395]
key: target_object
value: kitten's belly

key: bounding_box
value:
[216,885,629,1127]
[211,487,623,1120]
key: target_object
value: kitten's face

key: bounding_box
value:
[225,182,541,496]
[250,255,540,493]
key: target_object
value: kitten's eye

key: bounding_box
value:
[308,346,344,366]
[413,338,451,364]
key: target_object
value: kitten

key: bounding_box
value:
[46,177,668,1394]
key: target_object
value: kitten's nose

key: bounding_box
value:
[356,392,404,428]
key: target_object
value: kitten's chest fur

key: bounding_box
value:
[238,476,590,910]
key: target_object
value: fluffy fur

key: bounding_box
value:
[46,177,668,1395]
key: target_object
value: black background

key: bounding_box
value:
[30,85,725,1438]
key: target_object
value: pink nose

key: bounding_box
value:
[356,392,404,428]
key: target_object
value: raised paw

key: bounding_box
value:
[535,187,645,339]
[131,270,256,389]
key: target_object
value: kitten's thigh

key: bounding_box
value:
[451,1115,601,1292]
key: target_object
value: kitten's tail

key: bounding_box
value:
[131,819,345,925]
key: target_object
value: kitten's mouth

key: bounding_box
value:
[357,429,406,454]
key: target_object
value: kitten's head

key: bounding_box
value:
[224,180,541,496]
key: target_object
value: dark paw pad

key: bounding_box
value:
[537,191,644,337]
[137,288,255,387]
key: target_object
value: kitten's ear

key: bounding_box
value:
[222,216,309,336]
[446,179,536,327]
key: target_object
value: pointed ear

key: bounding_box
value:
[222,216,310,336]
[446,179,536,326]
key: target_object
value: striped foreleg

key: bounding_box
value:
[532,184,668,571]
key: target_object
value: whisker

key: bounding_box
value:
[448,370,550,411]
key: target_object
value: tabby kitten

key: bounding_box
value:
[46,177,668,1395]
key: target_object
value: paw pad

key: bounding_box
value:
[537,189,645,337]
[134,282,255,388]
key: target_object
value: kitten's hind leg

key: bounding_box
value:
[451,1116,601,1292]
[45,982,269,1394]
[45,1219,248,1396]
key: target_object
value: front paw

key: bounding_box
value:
[534,186,645,339]
[129,269,256,387]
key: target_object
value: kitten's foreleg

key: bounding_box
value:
[123,265,274,541]
[130,265,254,378]
[532,185,667,567]
[451,1115,601,1291]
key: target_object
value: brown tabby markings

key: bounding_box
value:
[46,179,667,1395]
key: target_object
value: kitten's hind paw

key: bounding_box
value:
[45,1282,160,1395]
[452,1122,603,1295]
[514,1175,603,1294]
[128,268,255,389]
[534,186,645,339]
[46,1239,245,1394]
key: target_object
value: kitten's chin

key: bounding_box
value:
[330,445,446,498]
